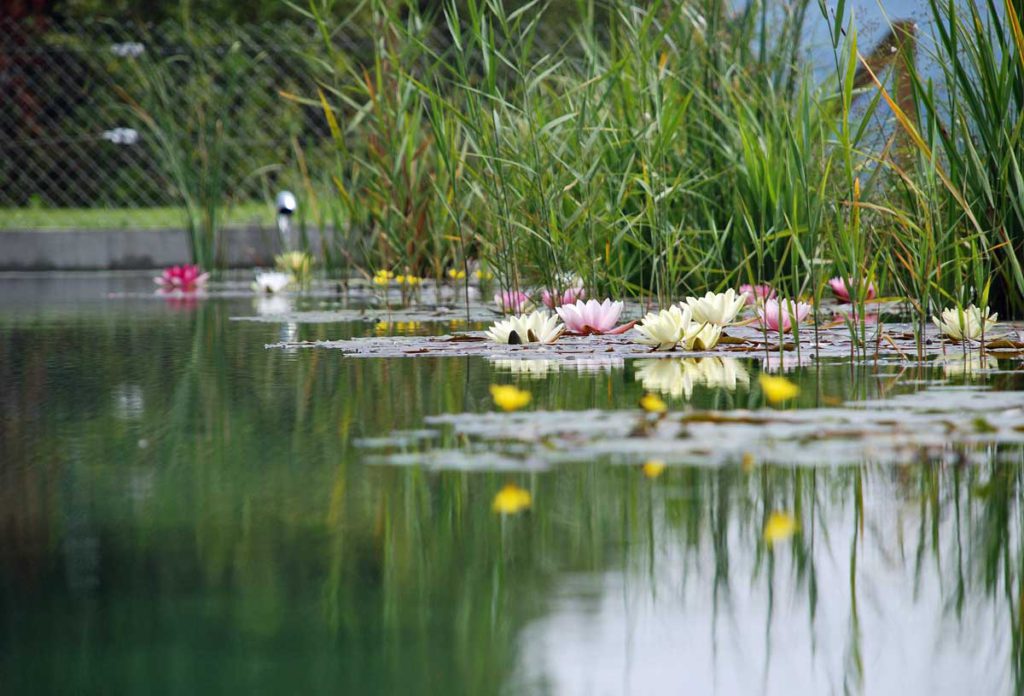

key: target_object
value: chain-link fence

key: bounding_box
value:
[0,18,359,219]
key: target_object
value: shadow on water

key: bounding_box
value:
[1,280,1024,694]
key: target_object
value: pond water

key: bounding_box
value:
[2,274,1023,695]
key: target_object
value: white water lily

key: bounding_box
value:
[683,289,747,325]
[932,305,997,341]
[683,322,723,350]
[252,271,291,294]
[633,305,691,350]
[485,310,564,344]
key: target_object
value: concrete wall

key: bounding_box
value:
[0,226,332,270]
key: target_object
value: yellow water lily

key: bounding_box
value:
[490,384,532,411]
[492,483,532,514]
[763,511,799,545]
[447,268,467,280]
[639,392,668,413]
[395,274,423,286]
[475,269,494,280]
[275,251,312,282]
[759,373,799,404]
[642,459,666,478]
[372,269,394,285]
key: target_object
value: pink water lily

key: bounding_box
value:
[828,277,876,303]
[757,298,812,333]
[541,282,585,308]
[154,264,208,292]
[494,290,532,313]
[739,283,775,305]
[555,299,633,335]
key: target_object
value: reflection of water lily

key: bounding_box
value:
[154,264,208,292]
[829,277,876,302]
[932,305,997,341]
[555,299,625,335]
[252,271,291,294]
[935,352,997,378]
[634,358,749,399]
[757,298,812,333]
[494,290,532,313]
[492,483,532,514]
[684,290,746,325]
[739,283,775,305]
[541,279,585,308]
[488,356,624,377]
[489,359,560,378]
[255,295,292,316]
[633,306,690,350]
[485,311,564,344]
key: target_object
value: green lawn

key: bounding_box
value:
[0,203,274,230]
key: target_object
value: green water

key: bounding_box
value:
[2,274,1023,695]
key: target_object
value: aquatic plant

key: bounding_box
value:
[757,299,812,334]
[372,269,395,286]
[154,264,208,292]
[682,323,724,351]
[541,280,586,309]
[489,384,532,412]
[932,305,998,341]
[494,291,532,314]
[828,277,876,303]
[633,306,692,351]
[763,511,799,546]
[555,299,626,335]
[739,285,776,305]
[683,290,747,325]
[276,251,312,284]
[759,374,800,404]
[638,392,668,414]
[642,460,666,479]
[252,271,290,294]
[491,483,531,514]
[485,311,564,345]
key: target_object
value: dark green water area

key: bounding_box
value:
[3,274,1024,695]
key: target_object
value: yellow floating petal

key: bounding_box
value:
[759,374,799,404]
[639,392,668,413]
[642,459,666,479]
[763,511,799,545]
[490,384,532,412]
[492,483,532,514]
